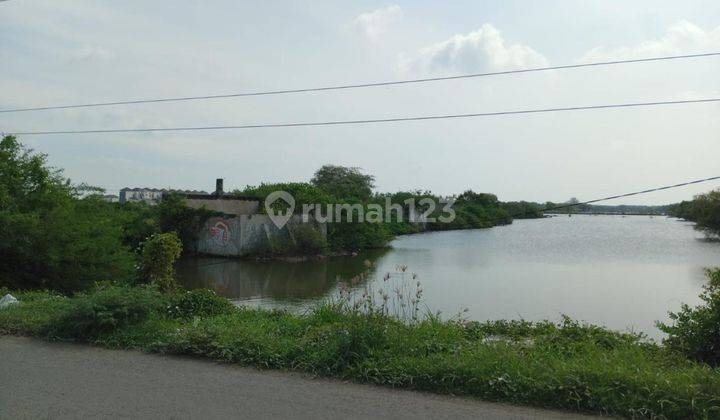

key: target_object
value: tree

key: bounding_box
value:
[311,165,375,201]
[140,232,183,292]
[457,190,499,207]
[157,193,215,254]
[658,269,720,365]
[0,136,135,292]
[239,182,331,214]
[670,190,720,238]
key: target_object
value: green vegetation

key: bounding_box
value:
[658,268,720,366]
[2,281,720,419]
[671,190,720,238]
[156,193,217,253]
[242,166,529,251]
[0,136,218,292]
[0,136,136,292]
[139,232,183,291]
[311,164,375,201]
[430,191,512,230]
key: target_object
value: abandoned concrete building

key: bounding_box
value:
[179,179,260,216]
[168,179,326,257]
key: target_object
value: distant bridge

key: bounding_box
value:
[545,212,667,216]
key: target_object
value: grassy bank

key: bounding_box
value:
[1,286,719,419]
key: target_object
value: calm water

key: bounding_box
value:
[177,215,720,339]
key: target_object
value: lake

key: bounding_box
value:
[176,215,720,340]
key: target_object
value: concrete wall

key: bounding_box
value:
[185,198,260,216]
[196,214,326,257]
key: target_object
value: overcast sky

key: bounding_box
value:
[2,1,719,204]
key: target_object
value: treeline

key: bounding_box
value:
[538,201,671,215]
[670,190,720,237]
[0,136,213,292]
[239,165,544,250]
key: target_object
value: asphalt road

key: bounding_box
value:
[0,336,601,419]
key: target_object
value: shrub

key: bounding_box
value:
[302,313,388,374]
[292,224,327,254]
[327,220,393,251]
[658,268,720,365]
[157,193,216,253]
[671,190,720,237]
[0,290,71,336]
[166,289,235,319]
[140,232,183,291]
[239,182,331,215]
[44,285,163,340]
[257,223,327,256]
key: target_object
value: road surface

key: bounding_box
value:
[0,336,602,419]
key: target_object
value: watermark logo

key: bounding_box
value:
[265,190,295,228]
[264,191,456,226]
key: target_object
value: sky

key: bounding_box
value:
[1,0,719,204]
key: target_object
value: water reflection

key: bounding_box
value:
[176,249,389,303]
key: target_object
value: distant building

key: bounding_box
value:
[171,179,260,216]
[100,194,119,203]
[119,187,208,205]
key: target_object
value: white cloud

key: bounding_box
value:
[353,5,402,42]
[399,24,548,75]
[579,21,720,62]
[72,45,115,61]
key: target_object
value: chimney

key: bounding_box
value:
[215,178,224,195]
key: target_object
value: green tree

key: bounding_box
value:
[140,232,183,292]
[658,268,720,366]
[0,136,135,292]
[157,193,215,254]
[239,182,331,214]
[311,165,375,201]
[670,190,720,237]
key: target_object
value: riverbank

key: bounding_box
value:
[1,286,719,418]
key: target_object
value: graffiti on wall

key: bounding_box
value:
[209,220,230,247]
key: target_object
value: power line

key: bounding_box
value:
[2,52,719,114]
[520,175,720,216]
[7,97,720,136]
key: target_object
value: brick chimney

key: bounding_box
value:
[215,178,224,195]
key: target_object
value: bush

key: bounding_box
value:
[303,317,387,374]
[44,285,163,340]
[292,224,327,254]
[239,182,331,215]
[671,190,720,237]
[157,193,216,253]
[0,290,70,336]
[140,232,183,291]
[658,268,720,365]
[166,289,235,319]
[327,220,393,251]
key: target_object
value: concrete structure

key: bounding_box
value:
[174,179,261,216]
[197,214,326,257]
[184,195,260,216]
